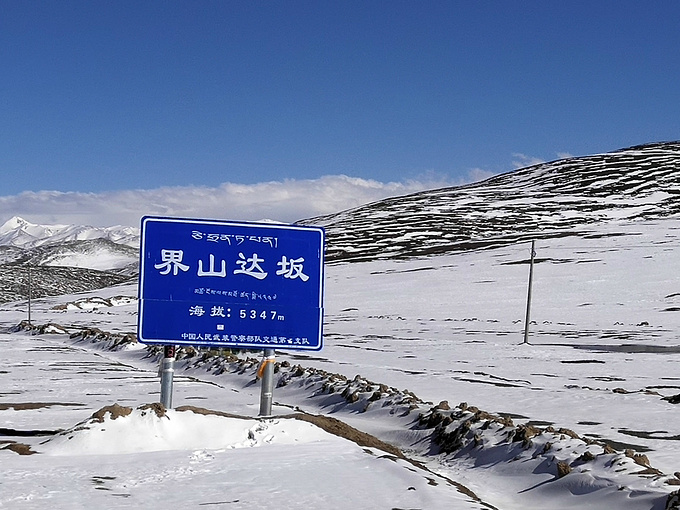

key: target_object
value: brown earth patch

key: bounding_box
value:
[2,442,37,455]
[139,402,167,418]
[0,402,84,411]
[175,405,404,458]
[90,404,133,423]
[284,412,489,506]
[287,412,405,459]
[175,405,251,420]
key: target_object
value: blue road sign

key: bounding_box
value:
[137,216,325,350]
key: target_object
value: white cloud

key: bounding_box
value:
[463,168,498,184]
[0,175,456,228]
[511,153,545,169]
[556,151,574,160]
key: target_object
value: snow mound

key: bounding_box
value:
[40,404,337,456]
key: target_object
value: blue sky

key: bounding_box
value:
[1,1,679,225]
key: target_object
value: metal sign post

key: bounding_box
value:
[159,345,176,409]
[137,216,325,411]
[258,349,276,416]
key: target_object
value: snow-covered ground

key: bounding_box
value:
[1,218,679,509]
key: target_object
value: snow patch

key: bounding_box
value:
[40,404,338,456]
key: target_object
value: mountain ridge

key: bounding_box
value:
[301,141,680,261]
[0,216,140,249]
[1,141,678,301]
[0,219,140,303]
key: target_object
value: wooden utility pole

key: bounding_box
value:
[27,265,32,326]
[523,241,536,344]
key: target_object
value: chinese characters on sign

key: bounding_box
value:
[154,250,190,276]
[154,250,309,282]
[137,217,325,351]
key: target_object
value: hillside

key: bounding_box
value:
[303,141,680,261]
[0,219,139,303]
[0,264,133,303]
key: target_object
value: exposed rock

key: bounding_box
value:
[557,461,572,478]
[512,424,541,444]
[435,400,450,411]
[557,428,580,440]
[139,402,167,418]
[603,444,616,455]
[663,394,680,404]
[626,449,651,468]
[666,489,680,510]
[577,451,596,463]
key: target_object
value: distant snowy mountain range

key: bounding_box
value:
[0,217,139,303]
[0,216,139,249]
[1,141,678,302]
[0,216,139,269]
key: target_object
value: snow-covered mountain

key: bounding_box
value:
[303,141,680,261]
[0,218,139,303]
[0,217,139,269]
[2,141,678,303]
[1,237,138,271]
[0,216,139,249]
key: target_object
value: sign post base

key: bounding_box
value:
[258,349,276,416]
[160,345,176,409]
